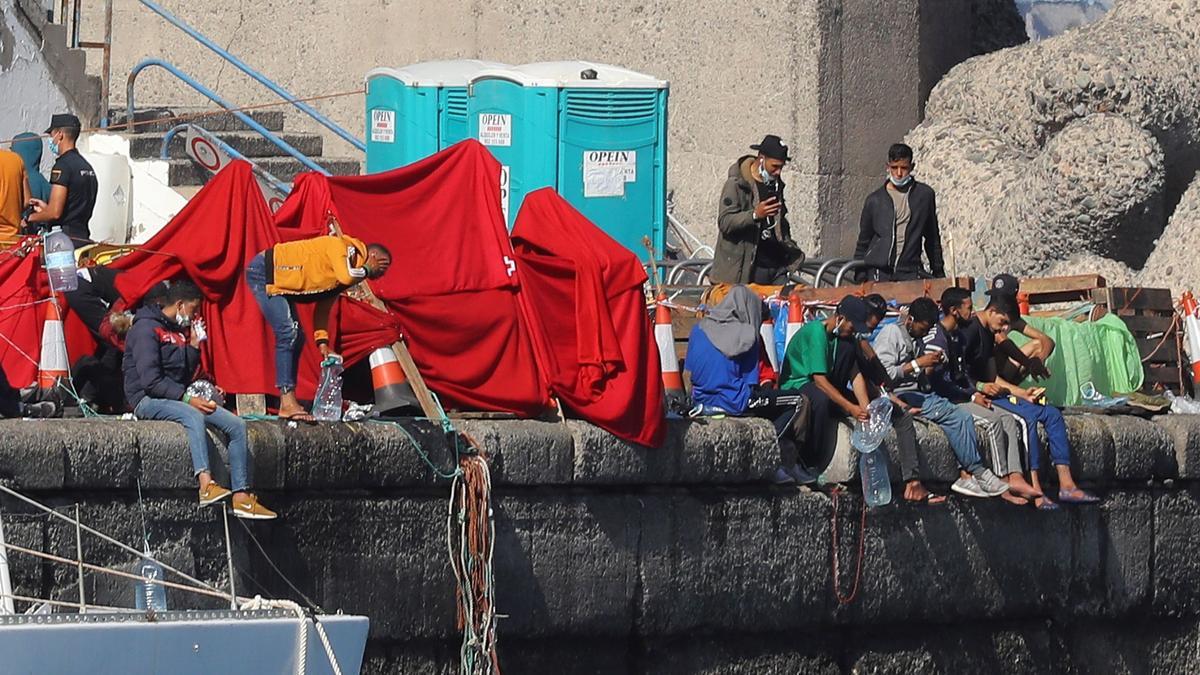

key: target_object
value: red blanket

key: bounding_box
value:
[275,140,548,415]
[512,188,665,447]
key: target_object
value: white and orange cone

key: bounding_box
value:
[654,294,687,411]
[1182,291,1200,386]
[368,346,419,415]
[760,312,779,375]
[785,291,805,352]
[37,298,70,398]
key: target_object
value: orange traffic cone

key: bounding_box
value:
[1017,291,1031,316]
[1182,291,1200,385]
[37,298,70,397]
[785,291,804,351]
[368,346,419,415]
[654,294,687,411]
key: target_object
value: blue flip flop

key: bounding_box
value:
[1058,488,1100,504]
[1036,497,1060,511]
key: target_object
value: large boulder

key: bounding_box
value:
[907,0,1200,293]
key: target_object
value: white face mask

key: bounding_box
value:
[888,173,914,188]
[758,160,774,184]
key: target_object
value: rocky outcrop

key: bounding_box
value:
[908,0,1200,294]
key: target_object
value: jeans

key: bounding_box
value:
[135,397,251,491]
[900,391,983,473]
[246,252,301,392]
[992,397,1071,472]
[961,402,1024,475]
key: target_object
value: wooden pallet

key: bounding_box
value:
[1092,287,1188,395]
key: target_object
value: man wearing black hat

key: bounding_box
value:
[853,143,945,282]
[25,113,98,242]
[986,273,1054,384]
[712,135,805,285]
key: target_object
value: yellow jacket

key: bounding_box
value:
[265,234,369,296]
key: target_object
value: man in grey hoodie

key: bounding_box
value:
[711,135,805,285]
[872,297,1010,499]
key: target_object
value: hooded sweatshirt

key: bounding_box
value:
[12,133,49,203]
[123,304,201,408]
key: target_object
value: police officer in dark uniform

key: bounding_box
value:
[25,113,98,242]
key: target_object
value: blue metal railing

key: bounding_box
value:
[160,123,292,196]
[127,58,329,176]
[137,0,365,153]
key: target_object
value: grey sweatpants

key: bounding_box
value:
[961,402,1024,476]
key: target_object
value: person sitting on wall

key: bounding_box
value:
[684,285,810,485]
[711,135,805,285]
[245,230,392,421]
[956,292,1099,510]
[123,279,276,520]
[853,143,945,282]
[924,287,1042,505]
[0,362,58,419]
[982,273,1056,384]
[874,297,1011,500]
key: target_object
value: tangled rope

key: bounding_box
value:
[449,452,500,675]
[240,596,343,675]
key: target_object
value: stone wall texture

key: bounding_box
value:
[908,0,1200,294]
[79,0,1024,258]
[3,413,1200,673]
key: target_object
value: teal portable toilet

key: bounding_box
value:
[466,62,668,259]
[517,61,668,262]
[364,60,508,173]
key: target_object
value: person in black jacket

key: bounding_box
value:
[124,280,276,520]
[853,143,945,282]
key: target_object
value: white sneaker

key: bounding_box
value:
[971,469,1011,497]
[951,476,987,498]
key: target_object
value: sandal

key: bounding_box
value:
[1058,488,1100,504]
[1035,497,1060,511]
[280,411,317,425]
[904,493,948,506]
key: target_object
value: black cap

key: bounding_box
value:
[44,113,81,133]
[836,295,872,335]
[750,134,790,162]
[985,273,1020,296]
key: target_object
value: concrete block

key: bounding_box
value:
[57,419,140,490]
[453,419,573,486]
[1154,414,1200,479]
[824,417,963,487]
[0,420,66,489]
[637,492,830,634]
[1096,415,1176,481]
[639,634,839,675]
[570,418,780,485]
[129,421,199,490]
[281,420,450,489]
[1060,413,1116,483]
[1152,487,1200,618]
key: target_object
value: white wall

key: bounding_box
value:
[0,0,69,173]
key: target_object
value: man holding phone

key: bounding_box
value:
[712,134,805,285]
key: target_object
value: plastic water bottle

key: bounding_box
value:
[44,227,77,292]
[312,355,344,422]
[134,545,168,612]
[1166,390,1200,415]
[853,396,895,507]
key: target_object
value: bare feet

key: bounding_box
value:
[1004,473,1043,499]
[904,480,948,505]
[1000,491,1029,506]
[279,391,314,422]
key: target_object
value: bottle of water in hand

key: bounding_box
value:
[44,226,77,292]
[853,396,895,507]
[312,354,344,422]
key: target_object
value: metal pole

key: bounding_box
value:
[100,0,113,127]
[70,0,80,48]
[221,507,237,610]
[0,514,15,615]
[74,504,86,613]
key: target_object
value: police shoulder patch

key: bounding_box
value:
[723,197,732,206]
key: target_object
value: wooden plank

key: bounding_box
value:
[235,394,266,416]
[791,276,972,306]
[1020,274,1105,296]
[1138,337,1179,363]
[1119,315,1178,334]
[1144,366,1186,384]
[1094,287,1175,312]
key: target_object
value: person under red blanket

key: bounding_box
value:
[245,233,392,421]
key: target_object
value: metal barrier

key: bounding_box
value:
[127,59,329,176]
[833,260,866,287]
[666,259,713,286]
[812,259,850,288]
[135,0,365,152]
[160,124,292,196]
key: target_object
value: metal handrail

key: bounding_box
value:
[666,259,712,285]
[127,59,329,176]
[160,123,292,196]
[833,260,866,287]
[813,258,849,288]
[137,0,365,152]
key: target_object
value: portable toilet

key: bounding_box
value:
[364,60,508,174]
[467,61,668,260]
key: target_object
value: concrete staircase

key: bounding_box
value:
[109,107,361,189]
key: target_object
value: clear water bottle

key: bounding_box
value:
[859,447,893,508]
[44,226,77,292]
[134,545,168,612]
[312,355,344,422]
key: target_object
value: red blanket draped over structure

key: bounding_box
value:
[512,188,665,447]
[275,140,548,415]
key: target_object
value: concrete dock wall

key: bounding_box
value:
[0,412,1198,672]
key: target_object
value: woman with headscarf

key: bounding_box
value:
[12,133,50,203]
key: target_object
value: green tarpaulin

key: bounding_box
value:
[1008,314,1143,407]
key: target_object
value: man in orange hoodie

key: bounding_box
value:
[245,233,392,420]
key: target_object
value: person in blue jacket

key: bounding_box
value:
[123,279,276,520]
[11,132,50,203]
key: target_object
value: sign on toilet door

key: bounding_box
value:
[500,165,510,221]
[479,114,512,147]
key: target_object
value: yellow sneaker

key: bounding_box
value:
[198,483,232,507]
[231,495,277,520]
